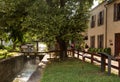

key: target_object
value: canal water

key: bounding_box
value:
[12,57,41,82]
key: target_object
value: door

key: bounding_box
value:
[115,33,120,56]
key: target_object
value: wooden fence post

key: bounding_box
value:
[101,55,106,72]
[107,57,111,76]
[82,52,85,62]
[77,50,79,58]
[118,59,120,77]
[91,54,93,64]
[72,49,74,57]
[50,53,51,59]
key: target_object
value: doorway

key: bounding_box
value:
[115,33,120,56]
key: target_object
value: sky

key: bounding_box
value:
[92,0,99,9]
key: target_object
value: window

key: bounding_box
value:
[90,36,95,48]
[114,3,120,21]
[91,15,96,28]
[98,10,104,26]
[98,35,104,48]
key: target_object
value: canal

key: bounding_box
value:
[12,57,42,82]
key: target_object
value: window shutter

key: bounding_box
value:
[94,15,96,27]
[117,3,120,20]
[102,10,104,25]
[114,3,117,21]
[98,13,100,26]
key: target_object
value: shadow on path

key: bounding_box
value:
[27,67,42,82]
[27,54,49,82]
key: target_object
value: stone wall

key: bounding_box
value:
[0,55,27,82]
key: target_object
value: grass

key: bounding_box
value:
[41,58,120,82]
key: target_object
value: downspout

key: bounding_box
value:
[105,4,107,48]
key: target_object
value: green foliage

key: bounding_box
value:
[28,0,93,43]
[88,47,111,55]
[104,48,111,55]
[0,45,5,49]
[5,46,13,51]
[5,45,20,51]
[97,48,104,53]
[0,49,18,59]
[88,48,96,53]
[97,0,104,3]
[0,49,8,59]
[0,0,37,48]
[0,0,94,50]
[7,52,17,57]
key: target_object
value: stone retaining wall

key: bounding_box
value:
[0,55,27,82]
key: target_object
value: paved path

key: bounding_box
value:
[27,67,41,82]
[27,54,49,82]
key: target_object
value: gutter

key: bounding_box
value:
[104,3,107,48]
[104,0,115,48]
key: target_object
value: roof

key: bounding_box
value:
[91,0,116,12]
[91,1,106,12]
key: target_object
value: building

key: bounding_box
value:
[87,0,120,56]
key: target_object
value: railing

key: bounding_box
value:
[74,49,120,77]
[20,49,74,60]
[19,49,120,77]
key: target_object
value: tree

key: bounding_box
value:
[97,0,105,3]
[0,0,36,49]
[28,0,93,59]
[0,0,96,57]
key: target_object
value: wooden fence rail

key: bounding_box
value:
[73,50,120,77]
[17,49,120,77]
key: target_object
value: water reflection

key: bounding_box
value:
[12,57,40,82]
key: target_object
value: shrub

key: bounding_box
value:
[104,48,111,55]
[97,48,104,53]
[88,47,111,55]
[0,49,8,59]
[0,45,5,49]
[88,48,96,53]
[7,52,16,57]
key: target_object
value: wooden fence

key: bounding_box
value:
[20,49,120,77]
[73,49,120,77]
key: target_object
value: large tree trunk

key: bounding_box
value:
[60,0,65,7]
[56,37,68,60]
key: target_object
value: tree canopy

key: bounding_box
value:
[0,0,94,53]
[27,0,94,59]
[28,0,93,43]
[0,0,36,48]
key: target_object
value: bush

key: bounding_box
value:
[0,49,17,59]
[104,48,111,55]
[88,47,111,55]
[7,52,17,57]
[4,46,11,51]
[0,45,5,49]
[0,49,8,59]
[88,48,96,53]
[97,48,104,53]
